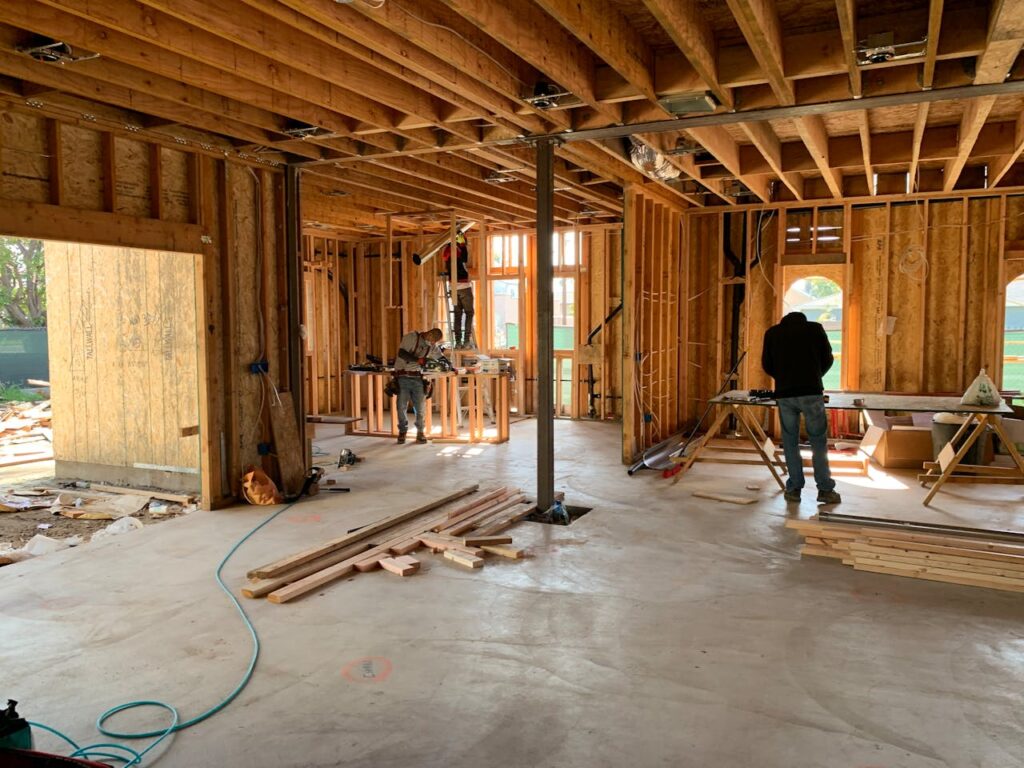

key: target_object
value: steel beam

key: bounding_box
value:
[535,137,556,512]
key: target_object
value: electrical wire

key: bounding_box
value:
[28,500,296,765]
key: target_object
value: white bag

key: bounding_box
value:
[960,368,1000,407]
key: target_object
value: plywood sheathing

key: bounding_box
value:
[1,112,295,507]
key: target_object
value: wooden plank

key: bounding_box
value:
[461,534,513,546]
[438,493,527,536]
[0,198,207,253]
[853,561,1024,593]
[269,391,306,497]
[443,550,484,569]
[265,508,455,602]
[474,501,537,536]
[250,484,479,578]
[241,541,374,599]
[692,490,758,505]
[87,484,193,504]
[444,487,511,520]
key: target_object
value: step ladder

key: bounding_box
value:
[436,274,495,429]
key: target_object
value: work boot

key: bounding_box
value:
[783,489,801,503]
[397,432,406,444]
[416,432,428,444]
[817,489,842,505]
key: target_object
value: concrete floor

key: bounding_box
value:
[2,419,1023,767]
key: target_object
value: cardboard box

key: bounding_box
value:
[999,417,1024,454]
[861,425,935,469]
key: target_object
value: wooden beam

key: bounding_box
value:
[437,0,621,123]
[28,0,486,151]
[685,126,771,201]
[834,0,862,97]
[249,0,548,135]
[942,0,1024,189]
[975,0,1024,85]
[738,121,803,199]
[793,115,843,197]
[923,0,945,89]
[989,111,1024,185]
[857,110,873,193]
[0,198,208,252]
[124,0,491,142]
[909,103,929,191]
[532,0,658,105]
[641,0,730,107]
[4,1,366,139]
[944,96,997,190]
[0,48,324,161]
[724,0,794,105]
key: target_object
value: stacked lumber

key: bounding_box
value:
[244,485,535,604]
[787,517,1024,593]
[0,401,53,467]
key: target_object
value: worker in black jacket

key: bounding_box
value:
[762,311,841,505]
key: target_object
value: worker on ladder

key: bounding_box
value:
[442,232,475,349]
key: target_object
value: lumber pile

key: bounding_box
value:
[787,517,1024,593]
[244,485,535,604]
[0,401,53,467]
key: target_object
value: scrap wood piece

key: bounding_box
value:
[443,550,484,569]
[380,556,420,576]
[0,452,53,468]
[242,541,375,599]
[692,491,758,505]
[416,532,484,556]
[480,544,524,559]
[462,534,512,547]
[250,484,480,579]
[88,484,194,505]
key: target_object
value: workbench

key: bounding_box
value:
[671,391,1023,505]
[344,370,510,444]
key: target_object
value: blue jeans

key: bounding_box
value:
[396,376,426,434]
[778,395,835,493]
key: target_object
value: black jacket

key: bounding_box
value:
[761,312,834,398]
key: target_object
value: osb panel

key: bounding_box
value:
[964,197,1001,381]
[60,124,104,211]
[0,111,49,203]
[44,240,199,480]
[923,200,964,391]
[160,147,193,223]
[686,213,719,424]
[850,205,888,391]
[114,136,152,218]
[886,203,926,391]
[227,164,263,472]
